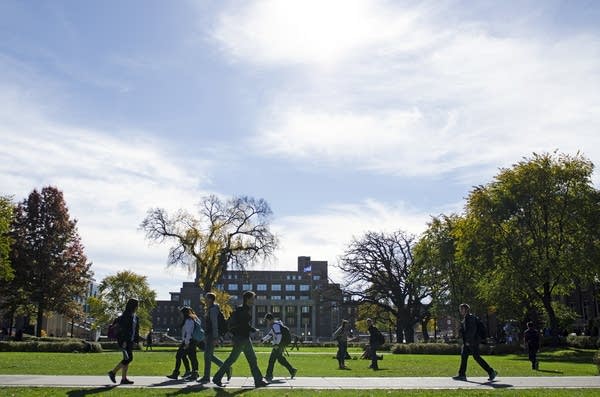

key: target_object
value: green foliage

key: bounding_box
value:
[566,335,599,349]
[392,343,461,355]
[88,270,157,334]
[0,195,14,281]
[0,341,102,353]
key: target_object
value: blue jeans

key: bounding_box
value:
[213,336,263,384]
[203,336,225,378]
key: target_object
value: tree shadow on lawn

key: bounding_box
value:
[66,385,117,396]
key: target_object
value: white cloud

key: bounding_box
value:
[213,1,600,182]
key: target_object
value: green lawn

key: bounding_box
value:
[0,387,598,397]
[0,346,597,378]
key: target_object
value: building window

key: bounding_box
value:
[256,295,267,301]
[300,296,310,300]
[271,306,281,313]
[227,284,239,291]
[257,284,267,291]
[287,317,296,326]
[215,284,223,290]
[313,275,321,281]
[301,306,310,313]
[183,299,191,307]
[272,284,281,291]
[301,317,310,326]
[285,284,296,291]
[299,284,310,291]
[271,295,281,300]
[171,294,179,302]
[256,305,267,313]
[286,306,296,314]
[243,283,252,290]
[285,296,296,300]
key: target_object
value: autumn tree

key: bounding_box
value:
[10,187,92,336]
[460,152,600,342]
[88,270,156,333]
[141,195,278,292]
[338,230,432,343]
[0,195,14,281]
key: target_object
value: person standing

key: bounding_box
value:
[366,318,383,370]
[166,307,194,380]
[108,298,140,385]
[198,292,230,384]
[524,321,540,370]
[333,319,350,369]
[261,313,297,382]
[145,329,153,351]
[452,303,497,382]
[212,291,268,388]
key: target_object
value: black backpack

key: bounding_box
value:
[475,316,487,341]
[375,328,385,345]
[227,306,244,336]
[276,321,291,347]
[107,316,121,340]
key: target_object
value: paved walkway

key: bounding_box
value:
[1,375,599,389]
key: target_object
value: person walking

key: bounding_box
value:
[212,291,268,388]
[452,303,497,382]
[291,334,300,351]
[261,313,297,382]
[166,307,196,380]
[524,321,540,370]
[366,318,384,370]
[107,298,140,385]
[333,319,350,369]
[145,329,153,351]
[198,292,230,384]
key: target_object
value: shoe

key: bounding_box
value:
[184,371,199,381]
[452,375,467,381]
[255,380,269,388]
[108,371,116,384]
[212,379,224,387]
[120,378,134,385]
[182,370,191,378]
[197,377,210,383]
[290,368,297,379]
[265,376,273,382]
[166,371,179,380]
[488,370,498,381]
[226,367,232,381]
[535,361,539,370]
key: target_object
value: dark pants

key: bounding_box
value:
[265,345,295,378]
[120,341,134,365]
[528,345,538,368]
[458,343,493,376]
[213,336,263,384]
[369,343,380,369]
[173,344,190,373]
[336,340,348,368]
[203,336,225,378]
[187,341,198,372]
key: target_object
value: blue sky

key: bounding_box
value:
[1,0,599,299]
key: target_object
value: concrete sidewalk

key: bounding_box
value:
[1,375,599,389]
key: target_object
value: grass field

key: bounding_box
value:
[0,346,597,378]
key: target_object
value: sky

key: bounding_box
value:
[1,0,599,300]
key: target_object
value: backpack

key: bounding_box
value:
[475,316,487,341]
[375,328,385,345]
[276,321,291,347]
[227,307,243,336]
[107,317,120,340]
[192,318,205,343]
[206,306,229,337]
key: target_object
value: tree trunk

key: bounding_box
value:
[395,317,404,343]
[421,317,430,342]
[541,287,559,346]
[36,304,44,337]
[404,325,415,343]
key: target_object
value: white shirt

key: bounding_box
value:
[262,321,284,345]
[182,318,194,344]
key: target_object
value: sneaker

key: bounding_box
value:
[182,370,191,378]
[166,371,179,380]
[197,377,210,383]
[488,370,498,381]
[290,368,297,379]
[226,367,232,381]
[107,371,116,384]
[120,378,134,385]
[212,379,224,387]
[184,371,199,381]
[255,380,269,388]
[452,375,467,381]
[265,376,273,382]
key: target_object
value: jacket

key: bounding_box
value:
[460,313,479,345]
[229,304,257,338]
[262,320,285,345]
[182,318,195,345]
[117,312,140,345]
[206,304,220,339]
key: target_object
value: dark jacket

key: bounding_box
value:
[229,304,257,338]
[368,325,382,346]
[460,313,479,345]
[117,312,140,345]
[524,328,540,348]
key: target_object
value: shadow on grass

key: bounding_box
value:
[536,369,564,374]
[165,385,252,396]
[66,385,117,396]
[454,379,513,389]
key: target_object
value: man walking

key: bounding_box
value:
[452,303,497,381]
[366,318,384,370]
[198,292,230,383]
[524,321,540,370]
[261,313,297,381]
[212,291,268,388]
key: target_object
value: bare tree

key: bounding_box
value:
[140,195,278,291]
[338,230,432,343]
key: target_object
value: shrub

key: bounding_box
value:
[392,343,460,355]
[0,341,102,353]
[566,335,598,349]
[593,350,600,374]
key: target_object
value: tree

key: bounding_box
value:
[10,187,92,336]
[338,230,433,343]
[88,270,157,333]
[460,152,600,342]
[141,195,278,292]
[0,195,15,281]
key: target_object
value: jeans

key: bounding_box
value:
[213,336,263,384]
[173,343,190,373]
[336,340,348,367]
[265,344,294,378]
[203,336,225,378]
[458,343,493,376]
[369,343,380,368]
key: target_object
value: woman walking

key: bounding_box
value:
[107,298,140,385]
[333,319,350,369]
[166,307,196,380]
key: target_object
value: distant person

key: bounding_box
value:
[145,329,153,351]
[524,322,540,370]
[166,308,195,380]
[261,313,297,382]
[212,291,268,388]
[452,303,497,382]
[198,292,230,384]
[333,319,350,369]
[108,298,140,385]
[366,318,384,370]
[291,334,300,351]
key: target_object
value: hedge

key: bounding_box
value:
[566,335,599,349]
[0,341,102,353]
